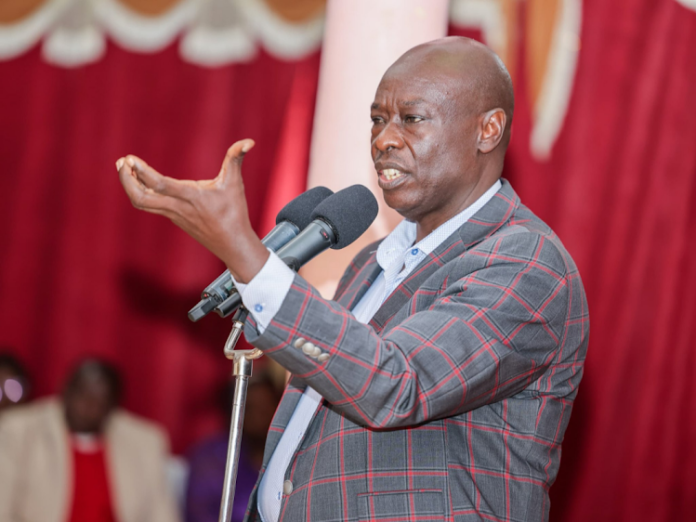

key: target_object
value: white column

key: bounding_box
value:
[303,0,450,297]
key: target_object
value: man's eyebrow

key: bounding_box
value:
[400,98,426,107]
[371,99,427,110]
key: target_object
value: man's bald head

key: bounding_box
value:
[386,37,514,150]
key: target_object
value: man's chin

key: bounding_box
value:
[385,199,420,223]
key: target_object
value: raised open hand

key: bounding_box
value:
[116,139,269,283]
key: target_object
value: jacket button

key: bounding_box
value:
[317,353,330,363]
[283,480,293,495]
[302,342,316,355]
[293,338,305,349]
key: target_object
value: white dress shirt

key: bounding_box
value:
[233,180,501,522]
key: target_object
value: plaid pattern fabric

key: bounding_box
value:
[243,180,589,522]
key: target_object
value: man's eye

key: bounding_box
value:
[404,115,424,123]
[371,117,384,124]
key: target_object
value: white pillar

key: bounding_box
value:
[303,0,450,297]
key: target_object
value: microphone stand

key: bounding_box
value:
[218,307,263,522]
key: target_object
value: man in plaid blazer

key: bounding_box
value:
[118,37,589,521]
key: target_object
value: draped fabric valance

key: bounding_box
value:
[0,0,326,66]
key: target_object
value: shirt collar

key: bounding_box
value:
[376,179,502,273]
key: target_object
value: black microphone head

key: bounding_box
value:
[276,186,334,229]
[310,185,379,249]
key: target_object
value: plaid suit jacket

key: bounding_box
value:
[243,180,589,522]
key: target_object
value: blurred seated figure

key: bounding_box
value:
[0,358,182,522]
[0,352,31,412]
[186,371,281,522]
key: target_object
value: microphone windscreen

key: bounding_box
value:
[276,186,334,228]
[311,185,379,249]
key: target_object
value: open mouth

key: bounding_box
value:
[377,168,409,189]
[381,168,404,181]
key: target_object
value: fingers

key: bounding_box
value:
[218,139,255,186]
[116,158,180,215]
[124,155,193,200]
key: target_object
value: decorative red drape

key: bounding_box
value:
[1,1,696,521]
[0,41,319,452]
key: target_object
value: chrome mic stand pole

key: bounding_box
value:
[218,307,263,522]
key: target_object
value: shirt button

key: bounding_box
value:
[411,248,419,255]
[302,342,316,356]
[254,304,263,313]
[293,338,306,349]
[283,480,294,495]
[317,353,330,363]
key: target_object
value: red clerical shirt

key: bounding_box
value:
[67,435,116,522]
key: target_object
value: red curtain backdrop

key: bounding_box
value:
[0,40,319,452]
[1,1,696,521]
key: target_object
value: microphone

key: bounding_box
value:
[187,186,334,322]
[277,185,379,270]
[208,185,379,316]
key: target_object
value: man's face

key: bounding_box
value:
[64,376,114,433]
[370,62,482,229]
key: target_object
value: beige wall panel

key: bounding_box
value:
[0,0,46,24]
[527,0,560,108]
[119,0,183,16]
[265,0,325,22]
[500,0,518,82]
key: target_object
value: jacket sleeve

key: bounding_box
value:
[244,231,574,429]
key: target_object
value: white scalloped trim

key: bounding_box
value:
[43,24,105,66]
[530,0,582,159]
[675,0,696,10]
[449,0,507,57]
[235,0,323,59]
[180,25,256,66]
[95,0,198,52]
[0,0,69,59]
[0,0,323,66]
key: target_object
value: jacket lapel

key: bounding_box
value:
[46,400,70,522]
[106,411,136,522]
[261,375,308,467]
[369,180,519,334]
[335,250,382,312]
[367,230,466,333]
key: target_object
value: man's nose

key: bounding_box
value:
[373,122,404,152]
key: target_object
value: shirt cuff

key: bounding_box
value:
[230,250,295,333]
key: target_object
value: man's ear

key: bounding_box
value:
[478,108,507,154]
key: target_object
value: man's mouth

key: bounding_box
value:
[380,168,404,181]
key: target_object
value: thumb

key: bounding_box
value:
[218,139,255,185]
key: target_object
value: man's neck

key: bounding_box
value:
[414,177,501,242]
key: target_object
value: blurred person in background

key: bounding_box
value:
[185,370,282,522]
[0,352,31,412]
[0,358,181,522]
